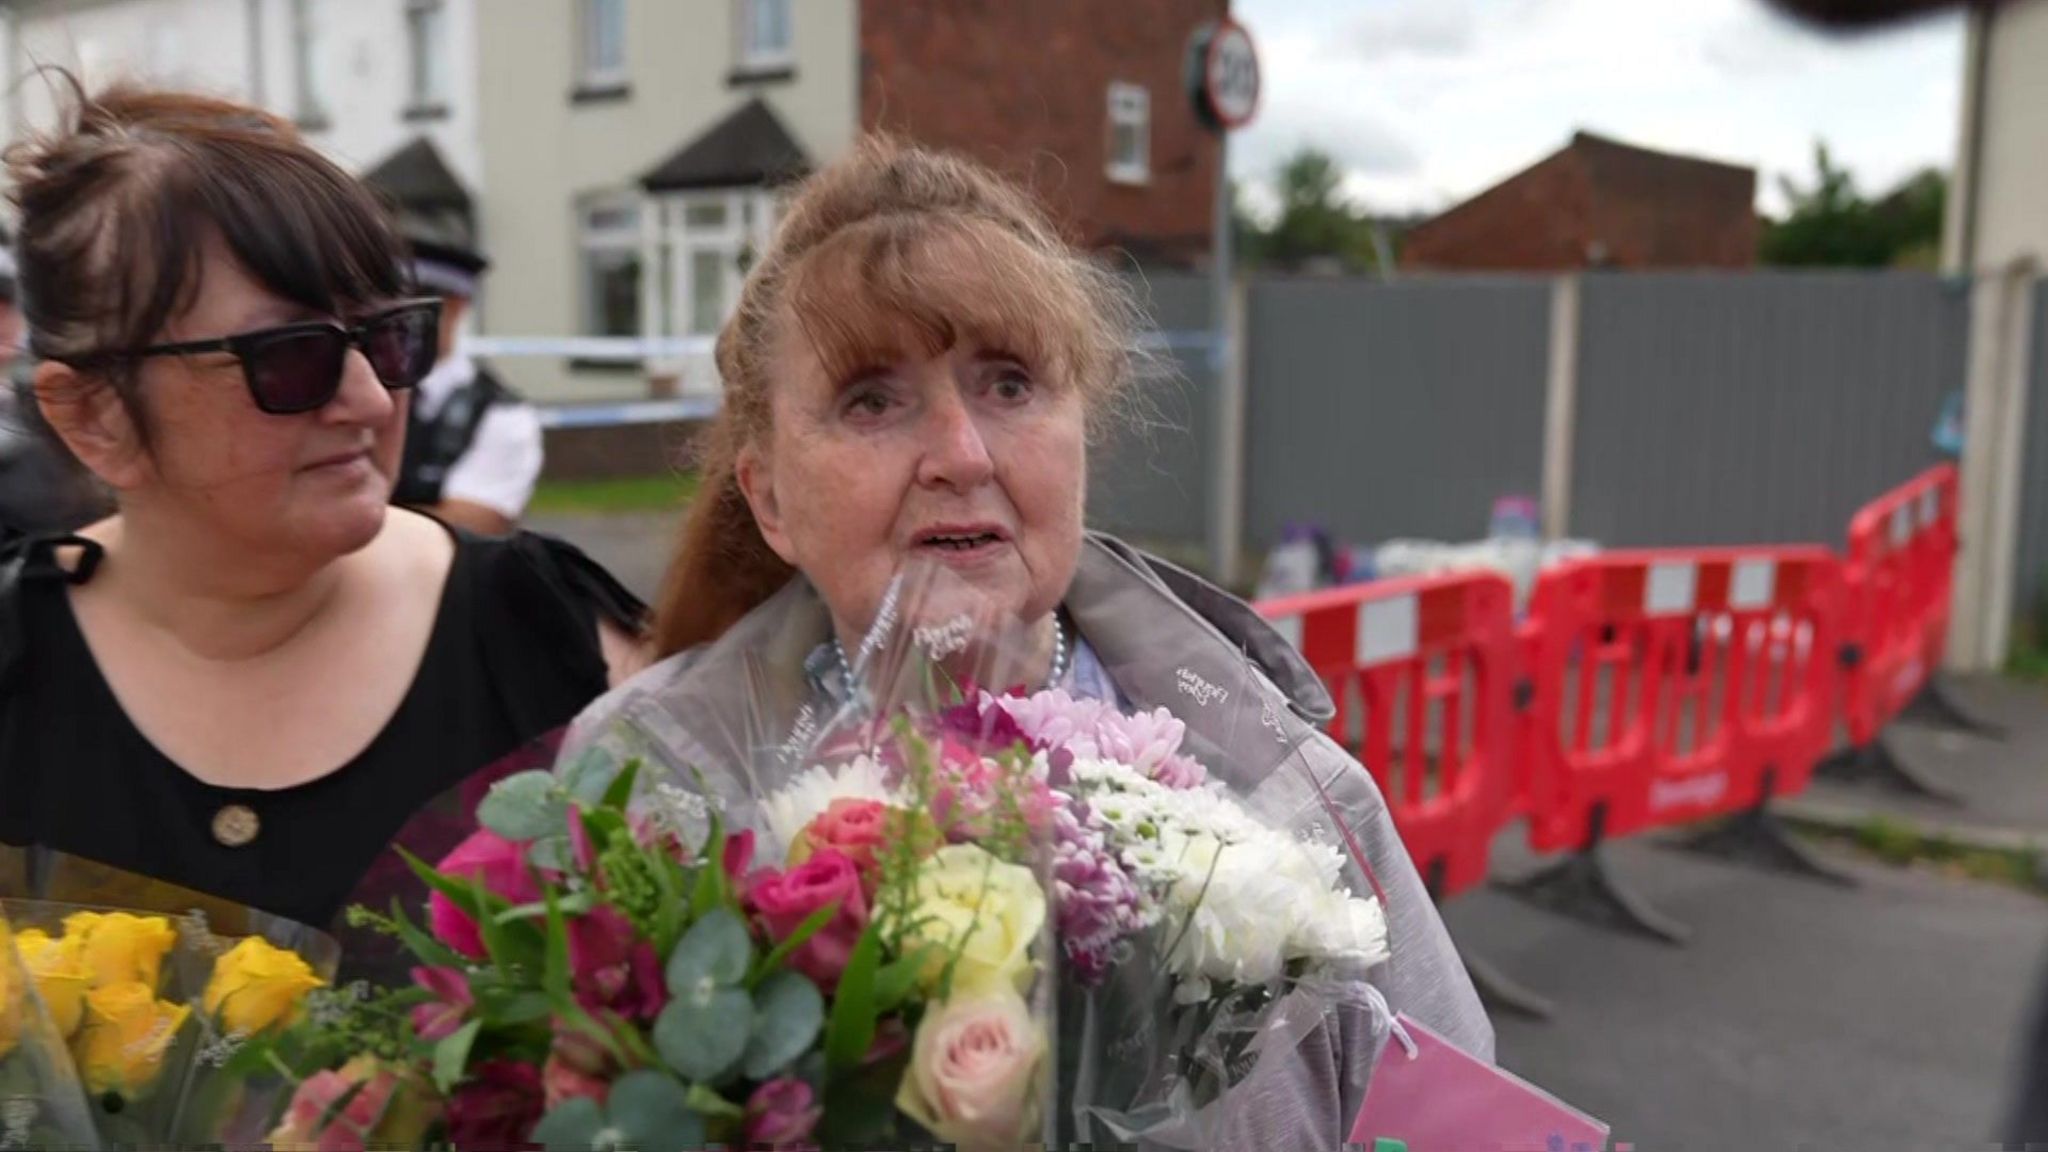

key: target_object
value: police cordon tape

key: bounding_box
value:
[1253,464,1979,1018]
[471,330,1223,429]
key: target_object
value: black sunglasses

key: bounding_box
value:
[106,299,444,416]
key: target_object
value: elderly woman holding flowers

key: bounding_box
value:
[564,139,1493,1148]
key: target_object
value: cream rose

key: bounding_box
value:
[897,845,1046,997]
[895,989,1045,1152]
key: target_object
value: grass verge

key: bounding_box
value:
[1790,814,2047,897]
[528,473,699,517]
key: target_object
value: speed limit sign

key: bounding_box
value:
[1187,17,1260,132]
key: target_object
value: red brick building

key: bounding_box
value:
[858,0,1228,266]
[1401,131,1759,272]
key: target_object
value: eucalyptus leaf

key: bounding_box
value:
[664,908,753,994]
[608,1070,706,1152]
[476,770,568,841]
[743,971,825,1080]
[526,835,575,874]
[562,746,623,805]
[653,988,753,1084]
[529,1097,603,1151]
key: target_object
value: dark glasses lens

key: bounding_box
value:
[361,305,440,390]
[243,329,350,415]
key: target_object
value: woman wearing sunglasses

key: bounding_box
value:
[0,82,649,931]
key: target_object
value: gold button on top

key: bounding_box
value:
[211,804,260,848]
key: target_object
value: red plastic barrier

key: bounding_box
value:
[1519,548,1845,855]
[1257,572,1518,900]
[1839,464,1959,748]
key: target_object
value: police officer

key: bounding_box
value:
[0,238,110,540]
[393,230,544,536]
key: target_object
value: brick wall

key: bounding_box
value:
[859,0,1226,267]
[540,421,707,482]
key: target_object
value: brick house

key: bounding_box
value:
[1401,131,1759,272]
[475,0,1226,402]
[857,0,1224,266]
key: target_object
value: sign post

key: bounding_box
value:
[1187,16,1260,586]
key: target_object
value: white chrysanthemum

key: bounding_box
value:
[1291,888,1391,969]
[1067,755,1391,989]
[758,756,901,860]
[1160,839,1299,987]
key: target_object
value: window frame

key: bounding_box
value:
[578,0,629,92]
[404,0,450,117]
[290,0,328,128]
[578,193,645,340]
[736,0,794,73]
[1106,81,1151,186]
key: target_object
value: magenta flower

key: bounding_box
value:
[407,966,473,1042]
[569,906,667,1020]
[443,1060,543,1149]
[429,830,543,959]
[745,1078,822,1147]
[747,849,869,987]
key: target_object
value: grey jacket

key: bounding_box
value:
[562,534,1494,1148]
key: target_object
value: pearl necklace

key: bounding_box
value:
[835,614,1069,693]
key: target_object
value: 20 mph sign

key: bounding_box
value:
[1189,18,1260,132]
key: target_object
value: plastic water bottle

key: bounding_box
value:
[1488,495,1543,611]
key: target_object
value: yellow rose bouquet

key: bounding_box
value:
[0,849,340,1147]
[0,915,99,1148]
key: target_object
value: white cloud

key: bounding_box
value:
[1230,0,1964,219]
[1330,0,1479,64]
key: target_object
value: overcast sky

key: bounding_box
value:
[1229,0,1965,220]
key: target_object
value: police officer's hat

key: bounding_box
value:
[406,230,489,300]
[391,204,489,300]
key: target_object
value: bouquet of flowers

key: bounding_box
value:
[248,702,1058,1148]
[565,559,1403,1148]
[0,849,340,1148]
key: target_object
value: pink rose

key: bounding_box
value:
[896,990,1046,1152]
[746,849,869,987]
[408,966,473,1042]
[428,830,542,960]
[794,799,890,879]
[542,1053,611,1111]
[744,1077,822,1147]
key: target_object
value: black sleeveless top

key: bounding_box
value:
[0,526,644,939]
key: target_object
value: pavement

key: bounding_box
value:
[534,511,2048,1150]
[1794,676,2048,846]
[528,510,673,605]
